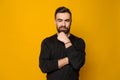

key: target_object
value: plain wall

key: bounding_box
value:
[0,0,120,80]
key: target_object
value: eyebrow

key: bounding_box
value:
[57,18,70,21]
[57,18,62,20]
[65,19,70,21]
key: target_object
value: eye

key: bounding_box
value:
[65,19,70,22]
[57,19,62,22]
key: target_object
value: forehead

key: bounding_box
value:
[56,12,71,19]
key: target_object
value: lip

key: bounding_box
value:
[59,27,67,30]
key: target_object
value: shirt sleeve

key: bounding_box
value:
[65,39,85,70]
[39,39,58,73]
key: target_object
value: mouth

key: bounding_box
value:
[59,26,67,30]
[57,26,70,34]
[59,27,67,30]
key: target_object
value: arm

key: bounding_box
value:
[57,32,85,69]
[58,57,69,69]
[65,39,85,70]
[39,39,69,73]
[39,39,58,73]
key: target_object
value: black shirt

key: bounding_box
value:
[39,34,85,80]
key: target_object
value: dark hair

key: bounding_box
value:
[55,6,72,19]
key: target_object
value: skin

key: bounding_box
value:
[54,12,73,69]
[55,12,71,35]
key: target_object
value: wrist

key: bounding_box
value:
[65,42,72,48]
[65,57,69,64]
[64,41,71,44]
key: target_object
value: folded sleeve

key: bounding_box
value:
[66,39,85,70]
[39,39,58,73]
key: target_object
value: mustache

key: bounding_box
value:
[59,26,68,29]
[57,26,70,34]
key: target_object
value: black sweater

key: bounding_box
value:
[39,34,85,80]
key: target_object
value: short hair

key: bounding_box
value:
[55,6,72,19]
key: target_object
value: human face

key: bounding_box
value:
[55,12,71,34]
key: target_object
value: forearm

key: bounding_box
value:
[65,46,85,69]
[57,41,71,69]
[40,59,58,73]
[58,57,69,69]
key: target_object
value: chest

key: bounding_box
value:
[49,41,67,59]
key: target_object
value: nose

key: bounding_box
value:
[62,21,66,26]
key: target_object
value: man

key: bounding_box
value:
[39,6,86,80]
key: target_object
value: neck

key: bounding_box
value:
[67,33,70,37]
[57,32,70,37]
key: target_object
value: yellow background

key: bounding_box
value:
[0,0,120,80]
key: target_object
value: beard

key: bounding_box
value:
[57,26,70,34]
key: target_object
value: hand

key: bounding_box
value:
[57,32,70,44]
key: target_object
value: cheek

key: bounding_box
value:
[66,23,71,28]
[56,22,62,27]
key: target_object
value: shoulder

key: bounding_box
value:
[41,34,57,44]
[70,34,85,43]
[70,34,86,48]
